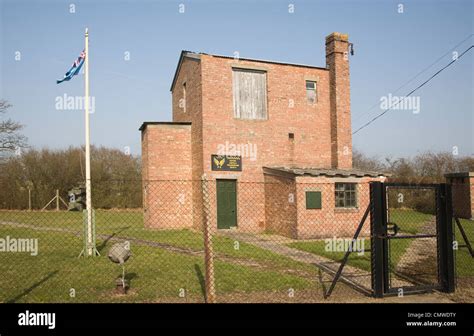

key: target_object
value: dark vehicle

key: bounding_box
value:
[67,184,86,211]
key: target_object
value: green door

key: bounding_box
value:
[216,180,237,229]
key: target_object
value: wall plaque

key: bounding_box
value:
[211,155,242,172]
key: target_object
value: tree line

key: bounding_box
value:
[0,100,142,210]
[0,146,141,210]
[353,149,474,214]
[353,149,474,183]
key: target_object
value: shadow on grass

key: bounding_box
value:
[194,264,206,300]
[97,226,131,253]
[122,272,138,289]
[317,268,329,299]
[7,270,59,303]
[124,272,138,281]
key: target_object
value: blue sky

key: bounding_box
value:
[0,0,472,158]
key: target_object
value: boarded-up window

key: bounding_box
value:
[306,191,322,209]
[232,69,267,120]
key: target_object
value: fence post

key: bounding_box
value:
[370,181,386,298]
[201,175,216,303]
[28,187,31,211]
[437,183,456,293]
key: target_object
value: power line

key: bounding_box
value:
[352,45,473,136]
[352,34,473,124]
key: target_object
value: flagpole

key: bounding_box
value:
[84,27,93,256]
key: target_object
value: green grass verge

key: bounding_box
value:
[0,211,316,302]
[388,209,434,234]
[288,209,473,277]
[0,210,317,276]
[287,238,411,273]
[454,217,474,277]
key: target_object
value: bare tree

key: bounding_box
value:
[0,100,28,154]
[0,146,142,209]
[352,149,386,172]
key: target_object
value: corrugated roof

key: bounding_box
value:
[264,167,388,178]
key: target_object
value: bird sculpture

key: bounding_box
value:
[108,241,131,292]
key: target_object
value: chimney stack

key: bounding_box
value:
[326,32,352,169]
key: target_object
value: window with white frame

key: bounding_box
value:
[306,80,317,104]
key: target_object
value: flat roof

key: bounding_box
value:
[444,172,474,178]
[264,167,388,178]
[170,50,329,91]
[139,121,191,131]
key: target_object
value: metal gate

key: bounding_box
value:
[370,182,455,297]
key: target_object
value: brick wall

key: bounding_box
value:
[326,32,352,169]
[264,174,297,238]
[261,173,381,239]
[196,53,340,233]
[237,182,266,233]
[171,57,204,229]
[141,124,193,229]
[199,54,333,182]
[471,176,474,219]
[294,176,375,239]
[448,176,473,219]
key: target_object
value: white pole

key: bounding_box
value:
[84,28,93,256]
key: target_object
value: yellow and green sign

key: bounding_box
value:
[211,155,242,171]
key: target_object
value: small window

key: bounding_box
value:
[306,80,317,104]
[306,191,322,209]
[335,183,357,208]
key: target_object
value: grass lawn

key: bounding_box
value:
[0,210,317,302]
[287,209,473,277]
[454,217,474,277]
[0,208,471,302]
[392,209,473,277]
[287,238,411,273]
[388,209,434,234]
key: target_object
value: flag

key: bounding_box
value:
[56,50,85,84]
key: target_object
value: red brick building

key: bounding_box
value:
[140,32,386,239]
[445,172,474,219]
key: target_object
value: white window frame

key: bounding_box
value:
[335,183,358,208]
[306,80,317,104]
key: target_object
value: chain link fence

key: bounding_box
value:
[385,186,440,291]
[449,181,474,302]
[0,179,471,303]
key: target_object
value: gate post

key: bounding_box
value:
[370,182,386,298]
[437,183,456,293]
